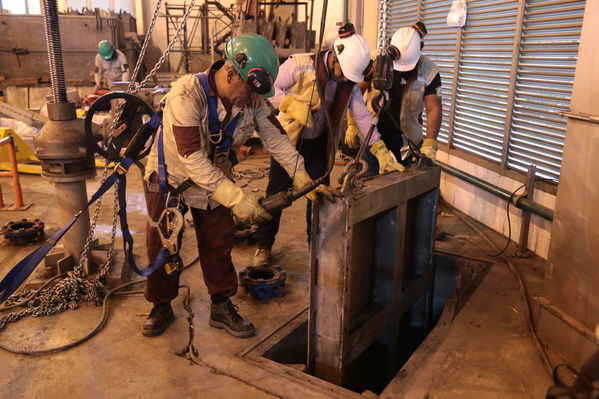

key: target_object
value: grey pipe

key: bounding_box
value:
[343,0,348,21]
[435,160,554,222]
[41,0,67,103]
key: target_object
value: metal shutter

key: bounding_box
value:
[507,0,585,181]
[385,0,584,182]
[451,0,519,163]
[388,0,419,33]
[387,0,455,143]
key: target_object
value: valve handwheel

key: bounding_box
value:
[84,92,156,162]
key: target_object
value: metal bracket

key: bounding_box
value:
[560,110,599,124]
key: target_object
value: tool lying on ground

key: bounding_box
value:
[239,265,286,300]
[1,219,45,245]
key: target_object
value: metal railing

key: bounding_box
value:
[0,136,30,211]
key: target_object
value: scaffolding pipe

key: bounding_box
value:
[436,160,554,222]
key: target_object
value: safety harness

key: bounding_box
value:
[0,114,163,303]
[0,71,240,304]
[152,71,240,276]
[198,71,241,169]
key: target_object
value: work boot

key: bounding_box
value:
[253,248,271,266]
[209,299,256,338]
[142,303,174,337]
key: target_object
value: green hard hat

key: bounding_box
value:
[97,40,114,60]
[224,34,279,98]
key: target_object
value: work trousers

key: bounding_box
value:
[254,133,329,250]
[144,173,238,304]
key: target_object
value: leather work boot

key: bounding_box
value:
[209,299,256,338]
[142,303,174,337]
[253,248,271,266]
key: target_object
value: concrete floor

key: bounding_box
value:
[383,207,553,398]
[0,153,554,398]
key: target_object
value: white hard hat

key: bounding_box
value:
[391,27,422,72]
[333,32,371,83]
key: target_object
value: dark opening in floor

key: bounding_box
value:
[258,251,492,394]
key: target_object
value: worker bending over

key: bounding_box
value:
[253,23,405,267]
[141,34,336,338]
[94,40,130,89]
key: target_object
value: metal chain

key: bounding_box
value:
[231,166,270,190]
[108,0,197,137]
[0,0,198,330]
[137,0,198,91]
[97,185,120,281]
[377,0,391,54]
[126,0,163,92]
[77,0,198,279]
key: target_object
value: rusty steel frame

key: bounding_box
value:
[307,167,441,385]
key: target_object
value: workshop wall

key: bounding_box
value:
[0,14,113,80]
[140,0,344,73]
[0,12,137,81]
[436,150,555,259]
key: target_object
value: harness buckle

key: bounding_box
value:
[213,150,230,169]
[164,256,183,275]
[114,162,129,175]
[209,131,222,145]
[165,191,182,209]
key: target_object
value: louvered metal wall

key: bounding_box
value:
[385,0,585,181]
[507,0,585,180]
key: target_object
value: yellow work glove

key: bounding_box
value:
[293,170,343,203]
[420,138,438,161]
[345,113,360,149]
[370,140,405,174]
[211,178,272,225]
[279,96,313,128]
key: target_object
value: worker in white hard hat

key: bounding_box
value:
[252,22,404,267]
[346,22,442,165]
[93,40,130,89]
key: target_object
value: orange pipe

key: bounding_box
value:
[0,136,25,209]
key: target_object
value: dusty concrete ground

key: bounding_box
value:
[0,153,554,398]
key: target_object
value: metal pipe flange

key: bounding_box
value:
[2,218,45,244]
[239,265,287,300]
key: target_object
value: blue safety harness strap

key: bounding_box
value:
[0,113,167,304]
[196,72,241,161]
[157,127,168,194]
[116,175,170,277]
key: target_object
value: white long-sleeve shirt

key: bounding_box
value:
[145,67,305,210]
[271,51,380,145]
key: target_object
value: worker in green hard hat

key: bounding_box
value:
[94,40,129,89]
[140,34,339,338]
